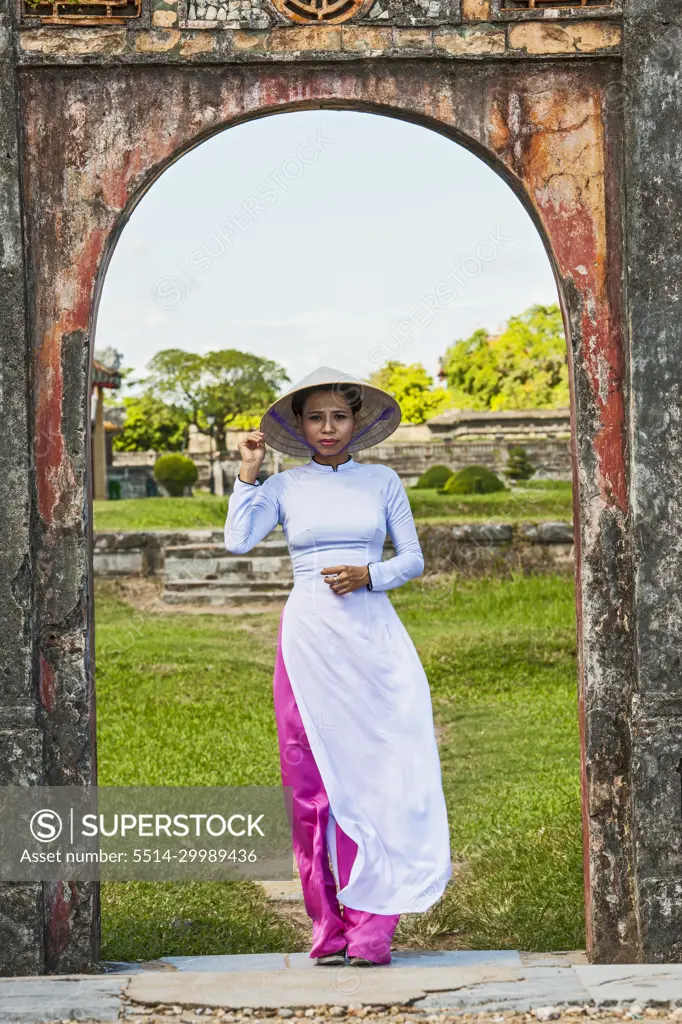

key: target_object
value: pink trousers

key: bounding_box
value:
[273,607,400,963]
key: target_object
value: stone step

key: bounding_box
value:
[166,571,287,586]
[162,557,291,581]
[161,587,289,606]
[165,538,289,558]
[163,578,292,593]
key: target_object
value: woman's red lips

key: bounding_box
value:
[320,440,338,445]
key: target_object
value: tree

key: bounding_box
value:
[153,454,198,497]
[112,394,189,452]
[368,361,456,424]
[140,349,289,450]
[438,304,568,411]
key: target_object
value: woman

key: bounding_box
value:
[224,366,452,968]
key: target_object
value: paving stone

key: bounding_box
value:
[391,951,523,970]
[151,951,522,974]
[0,975,126,1024]
[575,965,682,1005]
[159,954,310,972]
[8,958,682,1024]
[126,966,521,1010]
[414,967,593,1013]
[102,962,153,974]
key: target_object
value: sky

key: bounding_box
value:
[94,109,559,395]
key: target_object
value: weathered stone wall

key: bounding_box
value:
[14,19,621,62]
[623,0,682,963]
[92,522,575,578]
[112,438,573,494]
[10,57,631,971]
[0,0,664,971]
[357,438,573,485]
[0,0,43,979]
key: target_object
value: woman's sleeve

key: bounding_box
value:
[224,475,281,554]
[366,470,424,592]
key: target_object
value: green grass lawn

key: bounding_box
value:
[96,590,300,962]
[95,570,581,960]
[393,572,582,952]
[94,480,573,531]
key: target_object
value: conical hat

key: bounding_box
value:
[259,365,402,458]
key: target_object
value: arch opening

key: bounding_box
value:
[89,106,583,965]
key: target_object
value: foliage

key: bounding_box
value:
[153,453,198,497]
[229,411,264,431]
[441,465,506,495]
[112,394,189,453]
[368,360,456,424]
[416,464,455,490]
[140,349,289,450]
[439,304,569,411]
[504,445,536,483]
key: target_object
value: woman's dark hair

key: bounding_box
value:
[291,382,363,420]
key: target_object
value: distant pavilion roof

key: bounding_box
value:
[92,359,122,390]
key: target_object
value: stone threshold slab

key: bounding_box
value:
[123,964,682,1014]
[4,960,682,1024]
[125,965,527,1010]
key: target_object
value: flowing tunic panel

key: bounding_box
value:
[224,456,452,914]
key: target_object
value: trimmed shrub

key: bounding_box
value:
[416,464,455,490]
[153,453,199,497]
[440,465,506,495]
[505,445,536,483]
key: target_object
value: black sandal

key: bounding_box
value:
[347,954,386,967]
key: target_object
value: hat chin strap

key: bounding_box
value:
[268,405,394,455]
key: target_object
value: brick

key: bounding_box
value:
[392,27,433,49]
[19,27,126,55]
[341,26,392,52]
[152,9,178,26]
[180,33,216,54]
[508,20,621,54]
[135,29,182,51]
[462,0,490,20]
[232,30,270,50]
[268,26,342,51]
[434,25,505,54]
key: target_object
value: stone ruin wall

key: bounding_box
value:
[5,0,682,971]
[15,0,622,65]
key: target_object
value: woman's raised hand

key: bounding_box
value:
[237,430,266,484]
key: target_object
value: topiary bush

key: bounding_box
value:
[416,464,455,490]
[440,465,506,495]
[504,445,536,483]
[153,453,199,497]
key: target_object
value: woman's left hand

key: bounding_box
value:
[321,564,370,595]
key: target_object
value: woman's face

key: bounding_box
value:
[297,390,358,457]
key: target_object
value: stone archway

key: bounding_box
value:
[5,58,636,973]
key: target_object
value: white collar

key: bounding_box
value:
[307,454,356,473]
